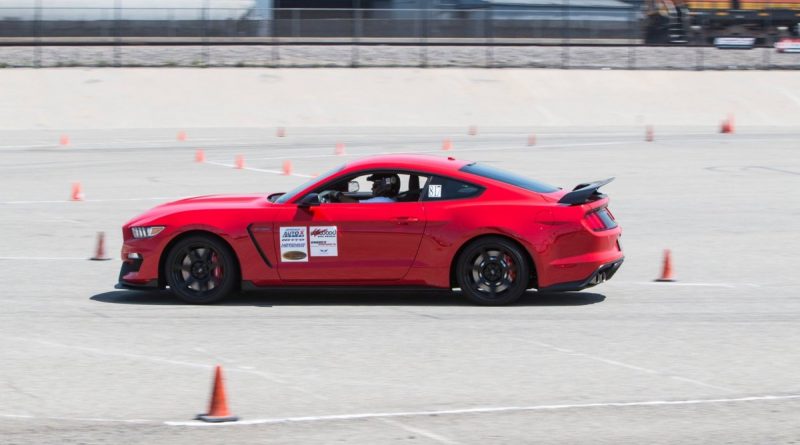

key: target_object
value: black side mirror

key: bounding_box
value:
[267,192,285,202]
[298,193,320,207]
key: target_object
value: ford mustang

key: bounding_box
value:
[117,154,623,305]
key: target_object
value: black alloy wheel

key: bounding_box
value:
[165,235,237,304]
[456,237,530,305]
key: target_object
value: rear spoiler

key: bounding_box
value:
[557,177,615,205]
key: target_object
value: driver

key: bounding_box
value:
[362,173,400,203]
[321,173,400,203]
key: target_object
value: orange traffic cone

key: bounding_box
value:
[276,127,286,137]
[527,133,536,146]
[177,131,187,141]
[655,249,675,282]
[90,232,111,261]
[442,138,453,151]
[59,135,70,146]
[196,365,238,423]
[235,155,245,169]
[468,125,477,136]
[195,149,206,163]
[71,182,84,201]
[282,160,293,175]
[645,125,654,142]
[335,142,346,156]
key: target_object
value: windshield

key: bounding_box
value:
[274,164,346,204]
[459,163,560,194]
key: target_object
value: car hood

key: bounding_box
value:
[124,194,271,226]
[162,194,268,207]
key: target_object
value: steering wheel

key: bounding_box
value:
[318,190,341,203]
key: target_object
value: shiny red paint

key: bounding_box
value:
[119,154,623,292]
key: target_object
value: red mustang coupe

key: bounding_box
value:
[117,154,623,305]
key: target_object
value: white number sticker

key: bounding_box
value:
[428,184,442,198]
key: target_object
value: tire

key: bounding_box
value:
[455,236,530,306]
[165,235,237,304]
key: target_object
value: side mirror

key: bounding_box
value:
[298,193,320,207]
[348,180,360,193]
[267,192,285,203]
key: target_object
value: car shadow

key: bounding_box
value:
[90,289,605,307]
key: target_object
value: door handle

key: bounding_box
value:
[392,216,420,225]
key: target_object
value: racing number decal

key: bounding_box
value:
[279,227,308,262]
[428,184,442,198]
[280,226,339,261]
[310,226,338,257]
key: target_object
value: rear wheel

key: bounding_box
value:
[456,237,530,306]
[165,235,237,304]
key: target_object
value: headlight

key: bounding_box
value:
[131,226,165,239]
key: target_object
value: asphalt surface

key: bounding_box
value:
[1,126,799,444]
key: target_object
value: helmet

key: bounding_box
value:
[367,173,400,198]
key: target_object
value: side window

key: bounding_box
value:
[422,176,484,201]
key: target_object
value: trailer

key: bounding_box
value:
[644,0,800,43]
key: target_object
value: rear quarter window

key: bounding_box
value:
[422,176,484,201]
[459,163,560,194]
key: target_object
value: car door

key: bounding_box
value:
[273,201,426,282]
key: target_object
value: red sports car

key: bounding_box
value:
[117,154,623,305]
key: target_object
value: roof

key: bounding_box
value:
[345,154,471,174]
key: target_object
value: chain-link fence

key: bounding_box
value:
[0,6,798,69]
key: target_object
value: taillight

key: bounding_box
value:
[585,208,618,231]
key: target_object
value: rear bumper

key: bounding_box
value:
[538,257,624,292]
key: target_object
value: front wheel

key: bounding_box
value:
[456,237,530,306]
[165,235,237,304]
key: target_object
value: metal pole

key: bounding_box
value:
[485,8,494,68]
[420,6,428,67]
[33,0,42,68]
[627,5,635,69]
[762,17,771,69]
[202,0,209,66]
[113,0,121,67]
[271,14,280,67]
[292,8,299,38]
[697,28,704,70]
[352,4,362,67]
[561,0,570,69]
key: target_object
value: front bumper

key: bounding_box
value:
[117,254,159,290]
[538,257,624,292]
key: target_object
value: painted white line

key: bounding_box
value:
[633,281,739,288]
[164,394,800,427]
[669,376,733,392]
[208,141,628,174]
[529,340,734,393]
[0,197,183,205]
[380,418,462,445]
[6,336,327,402]
[780,88,800,109]
[205,160,315,178]
[0,257,89,261]
[0,413,154,424]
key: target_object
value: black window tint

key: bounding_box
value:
[459,163,560,194]
[422,176,483,201]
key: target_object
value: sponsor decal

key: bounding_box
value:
[775,38,800,53]
[310,226,338,257]
[714,37,755,50]
[428,184,442,198]
[279,226,308,262]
